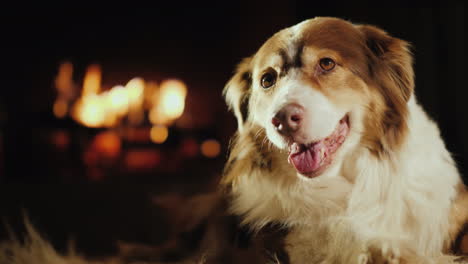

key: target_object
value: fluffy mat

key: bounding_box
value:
[0,222,205,264]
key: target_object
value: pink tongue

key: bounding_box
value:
[289,142,326,174]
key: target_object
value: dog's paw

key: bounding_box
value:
[367,240,407,264]
[357,253,370,264]
[380,242,402,263]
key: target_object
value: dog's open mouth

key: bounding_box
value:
[288,115,350,178]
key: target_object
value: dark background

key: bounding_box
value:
[0,2,466,257]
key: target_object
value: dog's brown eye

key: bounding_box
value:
[319,58,336,71]
[261,70,277,89]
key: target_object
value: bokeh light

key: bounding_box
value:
[200,139,221,158]
[150,125,169,144]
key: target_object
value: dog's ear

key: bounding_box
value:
[223,57,253,132]
[357,25,415,154]
[358,25,414,103]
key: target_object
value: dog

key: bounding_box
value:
[222,17,468,263]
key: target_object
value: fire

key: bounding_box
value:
[71,70,147,128]
[53,62,75,118]
[106,85,129,116]
[55,63,188,137]
[159,79,187,119]
[149,79,187,125]
[82,64,101,96]
[70,64,106,127]
[54,62,74,97]
[126,78,145,107]
[126,78,145,126]
[73,95,108,128]
[53,99,68,118]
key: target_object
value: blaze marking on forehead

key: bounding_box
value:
[273,18,369,81]
[301,19,369,77]
[278,40,305,77]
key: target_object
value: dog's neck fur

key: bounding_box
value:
[224,96,461,257]
[345,97,460,254]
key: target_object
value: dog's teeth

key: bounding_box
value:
[290,143,301,154]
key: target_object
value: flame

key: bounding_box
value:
[126,78,145,107]
[73,82,132,128]
[73,95,107,128]
[55,62,74,96]
[72,75,141,128]
[53,62,74,118]
[149,79,187,125]
[56,63,188,129]
[72,92,124,128]
[82,64,101,96]
[53,99,68,118]
[106,85,129,116]
[159,80,187,119]
[126,78,145,125]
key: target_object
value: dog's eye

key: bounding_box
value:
[261,70,277,89]
[319,58,336,71]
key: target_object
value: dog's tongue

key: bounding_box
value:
[288,142,326,175]
[287,116,349,176]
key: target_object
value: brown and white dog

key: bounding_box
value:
[222,17,468,263]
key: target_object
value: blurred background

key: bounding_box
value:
[0,1,465,259]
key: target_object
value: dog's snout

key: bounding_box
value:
[272,104,304,134]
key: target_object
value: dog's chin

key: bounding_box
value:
[285,115,350,179]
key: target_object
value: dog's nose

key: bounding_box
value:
[271,104,304,133]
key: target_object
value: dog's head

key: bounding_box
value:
[224,17,413,179]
